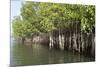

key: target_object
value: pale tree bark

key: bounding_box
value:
[59,29,64,50]
[59,30,62,49]
[61,34,64,50]
[49,32,53,48]
[73,33,77,51]
[81,32,84,52]
[73,22,78,52]
[69,31,72,50]
[77,21,81,52]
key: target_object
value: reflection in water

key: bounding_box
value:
[10,41,95,67]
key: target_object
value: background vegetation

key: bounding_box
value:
[12,2,95,57]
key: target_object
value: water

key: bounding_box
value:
[10,40,95,67]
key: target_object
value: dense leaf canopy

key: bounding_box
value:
[12,2,95,38]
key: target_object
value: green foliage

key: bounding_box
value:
[21,2,41,33]
[12,2,95,38]
[39,3,69,29]
[80,5,95,32]
[12,16,38,38]
[12,16,25,37]
[40,18,56,32]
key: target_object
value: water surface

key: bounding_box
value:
[10,40,94,67]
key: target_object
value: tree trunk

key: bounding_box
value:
[73,33,77,51]
[78,33,80,52]
[69,30,72,50]
[73,21,78,52]
[22,37,25,44]
[37,35,40,44]
[64,32,68,49]
[77,21,81,52]
[59,29,64,50]
[38,36,40,43]
[91,33,95,57]
[81,32,84,52]
[49,32,53,48]
[59,30,62,49]
[61,34,64,50]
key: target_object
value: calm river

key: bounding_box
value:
[10,40,94,67]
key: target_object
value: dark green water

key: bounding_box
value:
[10,40,94,67]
